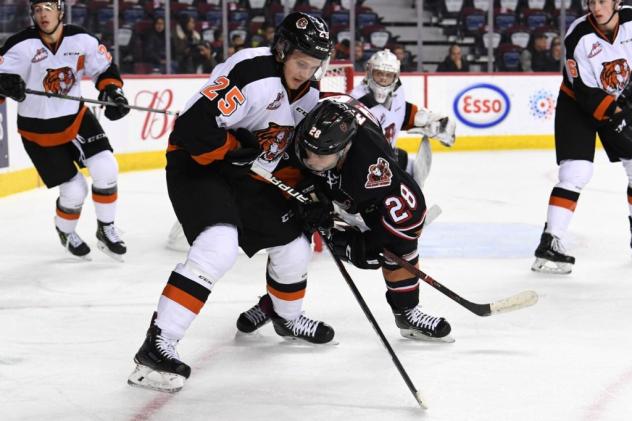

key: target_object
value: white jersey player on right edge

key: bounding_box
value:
[349,49,455,224]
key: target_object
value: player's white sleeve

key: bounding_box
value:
[82,35,115,85]
[0,41,29,78]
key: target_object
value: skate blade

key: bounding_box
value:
[97,241,125,262]
[279,336,340,346]
[127,364,185,393]
[65,252,92,261]
[531,258,572,274]
[400,329,455,343]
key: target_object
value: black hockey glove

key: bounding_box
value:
[296,182,333,234]
[224,128,261,166]
[328,227,382,270]
[611,111,632,143]
[617,82,632,110]
[0,73,26,102]
[98,84,130,121]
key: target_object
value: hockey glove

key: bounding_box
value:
[611,111,632,144]
[409,108,456,147]
[98,84,130,121]
[0,73,26,102]
[296,182,334,234]
[328,227,381,270]
[617,82,632,110]
[224,128,261,166]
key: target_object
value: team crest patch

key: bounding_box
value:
[600,58,630,94]
[588,42,602,59]
[32,48,48,63]
[43,66,76,95]
[365,157,392,189]
[255,122,293,162]
[266,91,285,110]
[296,17,308,29]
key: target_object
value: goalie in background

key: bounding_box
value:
[0,0,130,261]
[532,0,632,274]
[349,48,456,189]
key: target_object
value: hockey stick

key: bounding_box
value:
[25,88,179,116]
[250,163,427,408]
[381,249,539,317]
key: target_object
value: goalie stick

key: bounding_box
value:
[251,163,427,409]
[25,88,179,116]
[382,249,539,317]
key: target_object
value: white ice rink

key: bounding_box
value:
[2,149,632,421]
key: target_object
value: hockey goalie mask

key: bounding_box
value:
[294,98,358,172]
[273,12,333,81]
[365,49,401,105]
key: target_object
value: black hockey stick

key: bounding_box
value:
[250,164,427,409]
[382,250,538,317]
[25,88,179,115]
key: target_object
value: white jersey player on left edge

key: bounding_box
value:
[349,49,456,189]
[0,0,130,261]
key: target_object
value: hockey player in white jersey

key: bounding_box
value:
[128,12,335,393]
[349,49,456,187]
[0,0,130,260]
[532,0,632,274]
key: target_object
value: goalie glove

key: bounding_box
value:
[409,108,456,147]
[0,73,26,102]
[327,227,381,270]
[98,84,130,121]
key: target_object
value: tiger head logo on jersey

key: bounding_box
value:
[365,157,393,189]
[600,59,630,95]
[43,67,76,95]
[255,122,293,162]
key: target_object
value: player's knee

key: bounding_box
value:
[187,224,239,280]
[621,158,632,186]
[86,151,118,189]
[267,234,311,283]
[558,159,593,191]
[59,172,88,208]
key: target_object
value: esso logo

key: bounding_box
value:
[453,84,510,128]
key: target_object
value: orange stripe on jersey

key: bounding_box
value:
[77,55,85,71]
[191,131,239,165]
[560,83,575,100]
[97,78,123,91]
[593,95,614,121]
[19,107,88,147]
[267,285,306,301]
[628,195,632,205]
[162,284,204,314]
[56,208,81,220]
[549,196,577,211]
[92,192,118,204]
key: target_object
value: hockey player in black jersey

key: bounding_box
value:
[129,12,336,393]
[238,96,453,342]
[532,0,632,274]
[0,0,130,260]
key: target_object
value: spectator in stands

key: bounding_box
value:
[353,42,367,71]
[211,29,225,63]
[520,32,551,72]
[143,16,167,73]
[333,39,350,60]
[436,44,470,72]
[192,41,217,74]
[173,15,201,73]
[259,22,276,47]
[547,36,562,72]
[392,45,415,71]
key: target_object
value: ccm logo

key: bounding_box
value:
[453,83,510,128]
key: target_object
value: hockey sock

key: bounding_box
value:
[546,187,579,239]
[627,186,632,216]
[55,198,81,233]
[385,277,420,311]
[156,263,214,340]
[266,269,306,321]
[92,185,117,223]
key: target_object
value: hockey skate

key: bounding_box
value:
[272,313,335,344]
[128,313,191,393]
[56,226,91,260]
[392,305,454,343]
[96,220,126,261]
[531,231,575,274]
[236,294,273,333]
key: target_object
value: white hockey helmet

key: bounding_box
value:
[365,49,400,104]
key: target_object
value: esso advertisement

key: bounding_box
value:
[454,84,510,128]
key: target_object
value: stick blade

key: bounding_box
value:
[489,290,539,315]
[415,390,429,409]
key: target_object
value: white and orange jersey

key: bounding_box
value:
[561,6,632,121]
[350,82,417,147]
[0,24,123,146]
[169,47,319,170]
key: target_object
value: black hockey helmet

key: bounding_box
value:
[294,98,359,170]
[272,12,333,62]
